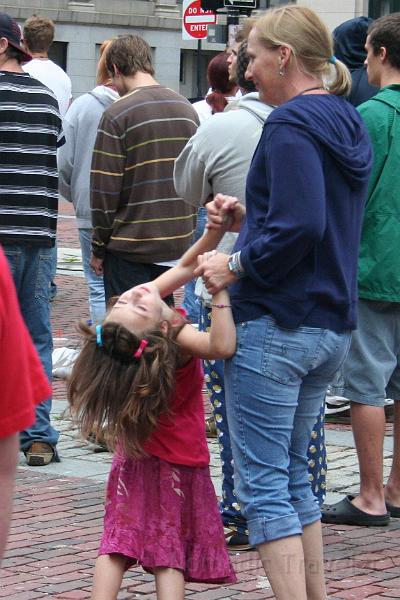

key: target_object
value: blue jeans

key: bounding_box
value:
[4,244,59,451]
[225,315,351,545]
[49,244,58,301]
[201,306,328,534]
[79,229,106,324]
[182,207,207,323]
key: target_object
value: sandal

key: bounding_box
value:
[205,415,218,438]
[386,501,400,518]
[321,495,390,527]
[224,528,254,552]
[87,430,109,452]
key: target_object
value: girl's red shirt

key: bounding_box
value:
[144,356,210,467]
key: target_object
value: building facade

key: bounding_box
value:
[2,0,398,100]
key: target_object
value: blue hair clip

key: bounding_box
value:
[328,55,337,64]
[95,324,103,347]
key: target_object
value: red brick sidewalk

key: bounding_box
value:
[2,200,399,599]
[5,470,400,599]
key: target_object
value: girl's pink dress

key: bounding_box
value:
[99,357,236,584]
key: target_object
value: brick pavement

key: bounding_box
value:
[1,199,399,599]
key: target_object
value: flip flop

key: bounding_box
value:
[386,502,400,518]
[321,495,390,527]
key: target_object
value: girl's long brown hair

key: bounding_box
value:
[68,320,180,457]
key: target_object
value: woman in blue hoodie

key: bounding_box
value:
[196,6,372,600]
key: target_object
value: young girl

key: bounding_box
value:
[68,215,238,600]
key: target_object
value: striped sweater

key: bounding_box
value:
[91,85,199,263]
[0,71,64,247]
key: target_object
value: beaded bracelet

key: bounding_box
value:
[211,303,232,308]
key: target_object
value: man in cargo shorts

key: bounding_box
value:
[322,13,400,527]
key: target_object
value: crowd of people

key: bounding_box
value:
[1,5,400,600]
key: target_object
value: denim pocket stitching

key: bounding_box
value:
[235,320,248,350]
[262,328,309,385]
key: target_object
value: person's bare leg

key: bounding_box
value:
[0,434,18,563]
[154,567,185,600]
[385,401,400,507]
[91,554,126,600]
[257,535,307,600]
[301,520,327,600]
[350,402,387,514]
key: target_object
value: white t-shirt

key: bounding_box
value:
[193,90,242,124]
[192,98,213,124]
[23,59,72,118]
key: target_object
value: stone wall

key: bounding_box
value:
[0,0,370,98]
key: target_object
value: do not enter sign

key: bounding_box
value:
[182,0,217,40]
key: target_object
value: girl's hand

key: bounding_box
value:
[206,194,245,233]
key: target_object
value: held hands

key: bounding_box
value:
[206,193,245,233]
[194,250,237,295]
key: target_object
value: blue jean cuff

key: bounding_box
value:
[248,514,303,545]
[290,497,321,528]
[339,388,386,407]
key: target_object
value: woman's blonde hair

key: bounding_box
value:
[254,5,352,96]
[96,39,114,86]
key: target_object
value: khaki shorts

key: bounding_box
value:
[338,299,400,406]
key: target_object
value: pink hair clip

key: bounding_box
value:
[133,339,148,359]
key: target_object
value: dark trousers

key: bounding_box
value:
[103,252,174,306]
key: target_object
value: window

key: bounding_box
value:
[265,0,295,6]
[369,0,400,17]
[48,41,68,72]
[180,51,185,84]
[68,0,95,7]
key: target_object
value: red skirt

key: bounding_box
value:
[99,453,236,584]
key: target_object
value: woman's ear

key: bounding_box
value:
[279,45,292,69]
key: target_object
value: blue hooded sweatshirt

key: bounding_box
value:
[333,17,378,106]
[231,93,373,332]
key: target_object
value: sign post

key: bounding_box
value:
[182,0,217,40]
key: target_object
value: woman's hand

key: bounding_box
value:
[206,194,245,233]
[195,251,237,295]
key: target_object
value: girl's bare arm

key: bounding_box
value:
[152,228,223,298]
[176,287,236,360]
[153,194,241,298]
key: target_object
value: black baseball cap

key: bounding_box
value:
[0,13,31,61]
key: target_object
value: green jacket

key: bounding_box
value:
[357,84,400,301]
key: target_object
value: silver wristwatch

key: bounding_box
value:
[228,251,245,278]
